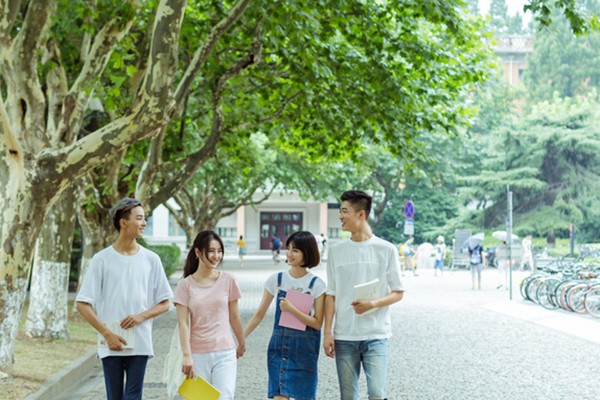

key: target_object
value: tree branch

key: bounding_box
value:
[135,126,165,205]
[58,0,141,144]
[147,21,264,210]
[174,0,253,105]
[0,94,21,158]
[0,0,21,44]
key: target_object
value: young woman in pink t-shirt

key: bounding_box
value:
[173,231,245,400]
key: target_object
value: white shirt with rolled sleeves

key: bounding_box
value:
[326,235,404,341]
[76,245,173,359]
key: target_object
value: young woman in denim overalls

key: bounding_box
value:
[245,231,326,400]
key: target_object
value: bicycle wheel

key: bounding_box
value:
[584,286,600,318]
[520,275,541,301]
[566,284,588,314]
[537,278,560,310]
[527,278,544,304]
[555,280,577,311]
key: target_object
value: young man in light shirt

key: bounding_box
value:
[76,198,173,400]
[323,190,404,400]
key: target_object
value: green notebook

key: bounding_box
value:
[178,374,221,400]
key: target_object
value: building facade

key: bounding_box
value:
[144,191,345,253]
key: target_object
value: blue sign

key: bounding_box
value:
[404,201,415,219]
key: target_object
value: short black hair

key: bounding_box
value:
[109,198,143,232]
[286,231,320,269]
[340,190,372,218]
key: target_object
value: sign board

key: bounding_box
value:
[403,219,414,235]
[404,201,415,219]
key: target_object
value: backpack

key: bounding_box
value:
[470,245,482,264]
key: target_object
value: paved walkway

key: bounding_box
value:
[56,259,600,399]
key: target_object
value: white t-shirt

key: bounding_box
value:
[76,245,173,359]
[326,236,404,340]
[264,270,326,316]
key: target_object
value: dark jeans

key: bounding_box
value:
[101,355,149,400]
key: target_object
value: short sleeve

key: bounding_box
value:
[75,255,102,307]
[264,272,278,296]
[312,276,327,299]
[173,279,190,307]
[152,257,173,305]
[325,248,336,296]
[228,275,242,302]
[386,247,404,292]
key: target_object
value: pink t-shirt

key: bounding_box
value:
[173,271,241,354]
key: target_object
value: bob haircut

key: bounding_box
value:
[340,190,372,219]
[286,231,320,269]
[184,230,225,278]
[109,197,143,232]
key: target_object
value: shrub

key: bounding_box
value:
[138,238,181,278]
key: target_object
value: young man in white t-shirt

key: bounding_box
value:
[76,198,173,400]
[323,190,404,400]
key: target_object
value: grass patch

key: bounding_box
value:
[0,299,97,400]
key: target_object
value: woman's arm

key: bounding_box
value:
[243,289,274,338]
[279,293,325,330]
[176,305,194,379]
[229,300,245,359]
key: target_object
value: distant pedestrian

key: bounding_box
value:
[244,231,326,400]
[324,190,404,400]
[76,197,173,400]
[400,236,417,276]
[434,236,447,276]
[173,231,245,400]
[520,234,534,272]
[469,244,485,290]
[237,235,246,266]
[271,234,282,264]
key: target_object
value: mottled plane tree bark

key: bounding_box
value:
[0,0,192,374]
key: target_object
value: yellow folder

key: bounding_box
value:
[178,374,221,400]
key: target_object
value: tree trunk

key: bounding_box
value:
[75,202,116,298]
[0,185,49,375]
[25,188,77,340]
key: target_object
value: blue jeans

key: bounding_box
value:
[101,355,149,400]
[335,339,388,400]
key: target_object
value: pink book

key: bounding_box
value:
[278,290,314,331]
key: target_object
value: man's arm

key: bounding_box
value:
[323,294,336,358]
[120,299,170,329]
[76,301,127,351]
[351,290,404,315]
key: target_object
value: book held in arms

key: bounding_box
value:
[278,290,314,331]
[178,373,221,400]
[98,321,135,349]
[353,278,380,315]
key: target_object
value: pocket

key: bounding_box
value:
[267,334,281,365]
[294,335,319,371]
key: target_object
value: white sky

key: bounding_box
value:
[479,0,533,25]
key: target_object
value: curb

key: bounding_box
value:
[24,348,99,400]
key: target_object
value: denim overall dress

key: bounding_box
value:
[267,272,321,400]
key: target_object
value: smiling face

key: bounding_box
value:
[286,242,305,268]
[339,200,364,233]
[120,206,146,239]
[196,239,223,269]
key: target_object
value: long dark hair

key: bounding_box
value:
[183,231,225,278]
[286,231,320,268]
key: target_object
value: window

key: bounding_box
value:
[518,68,524,82]
[145,216,153,236]
[217,228,237,238]
[328,228,341,238]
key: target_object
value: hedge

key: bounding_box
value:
[138,238,181,278]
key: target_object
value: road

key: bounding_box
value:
[64,257,600,399]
